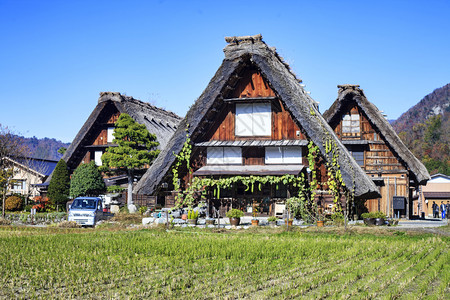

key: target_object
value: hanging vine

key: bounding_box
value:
[171,128,194,208]
[169,103,358,223]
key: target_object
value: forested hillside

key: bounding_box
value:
[392,83,450,175]
[18,136,70,161]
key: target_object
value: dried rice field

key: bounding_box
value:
[0,226,449,299]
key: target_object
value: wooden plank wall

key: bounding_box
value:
[334,106,407,173]
[365,174,409,217]
[243,147,265,165]
[77,106,120,166]
[92,111,120,146]
[207,70,305,141]
[230,69,276,98]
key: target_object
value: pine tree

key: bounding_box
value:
[101,113,159,212]
[48,159,70,208]
[70,161,106,198]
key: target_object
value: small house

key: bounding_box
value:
[417,173,450,217]
[323,85,430,218]
[5,156,57,198]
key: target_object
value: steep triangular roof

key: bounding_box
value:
[323,84,430,185]
[135,35,379,198]
[6,156,57,178]
[57,92,181,174]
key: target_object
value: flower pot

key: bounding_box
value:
[181,214,188,220]
[187,219,197,225]
[317,220,324,227]
[229,217,240,226]
[205,219,215,225]
[286,220,293,226]
[251,219,259,226]
[375,218,385,226]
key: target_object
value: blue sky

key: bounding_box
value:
[1,0,449,143]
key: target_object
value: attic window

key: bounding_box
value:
[94,151,103,166]
[342,113,360,136]
[235,103,271,136]
[107,127,115,143]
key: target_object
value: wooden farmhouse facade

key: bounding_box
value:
[52,92,181,204]
[135,35,379,217]
[323,85,430,218]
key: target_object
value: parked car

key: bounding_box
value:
[68,197,104,226]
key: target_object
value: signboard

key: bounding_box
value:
[393,196,406,210]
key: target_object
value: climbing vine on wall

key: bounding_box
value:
[170,105,357,221]
[171,128,194,208]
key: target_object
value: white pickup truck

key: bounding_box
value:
[68,197,104,226]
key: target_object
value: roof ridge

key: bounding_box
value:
[224,34,263,44]
[223,34,302,83]
[98,91,181,120]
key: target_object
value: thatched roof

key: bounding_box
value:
[323,84,430,185]
[136,35,379,199]
[60,92,181,172]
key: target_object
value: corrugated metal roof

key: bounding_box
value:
[193,164,304,176]
[195,140,308,147]
[341,140,369,145]
[15,157,58,176]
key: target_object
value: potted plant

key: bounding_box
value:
[373,211,386,226]
[316,219,324,227]
[251,206,259,226]
[316,208,325,227]
[226,208,244,226]
[267,216,278,226]
[362,212,374,226]
[187,210,198,225]
[362,211,386,226]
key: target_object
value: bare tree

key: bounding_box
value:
[0,124,28,217]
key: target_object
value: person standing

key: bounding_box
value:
[446,201,450,219]
[440,202,446,219]
[432,201,438,218]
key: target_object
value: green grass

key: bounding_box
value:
[0,226,448,299]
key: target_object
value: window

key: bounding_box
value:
[107,127,115,143]
[342,113,360,135]
[265,147,302,164]
[207,147,242,164]
[235,103,271,136]
[11,180,26,191]
[349,150,364,167]
[94,151,103,166]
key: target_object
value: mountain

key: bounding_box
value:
[18,136,70,161]
[392,83,450,175]
[392,83,450,133]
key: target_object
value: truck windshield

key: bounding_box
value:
[71,199,96,209]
